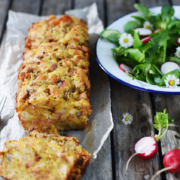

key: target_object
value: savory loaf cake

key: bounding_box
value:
[0,126,91,180]
[16,15,92,131]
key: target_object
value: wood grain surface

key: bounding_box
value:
[11,0,41,14]
[0,0,11,43]
[42,0,71,15]
[139,0,170,7]
[106,0,163,179]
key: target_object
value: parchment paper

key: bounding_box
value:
[0,3,113,168]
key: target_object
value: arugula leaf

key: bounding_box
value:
[132,29,142,48]
[167,17,179,29]
[146,73,161,85]
[116,56,139,68]
[124,21,139,33]
[131,16,146,26]
[139,41,151,53]
[161,5,174,16]
[166,29,179,49]
[133,64,146,72]
[154,13,172,29]
[152,41,167,66]
[134,4,154,23]
[145,65,163,85]
[159,69,180,86]
[144,30,169,75]
[133,64,147,80]
[154,109,174,141]
[112,46,145,63]
[176,21,180,29]
[100,29,121,43]
[129,64,147,82]
[125,48,145,62]
[111,46,127,57]
[152,65,163,76]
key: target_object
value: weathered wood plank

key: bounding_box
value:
[11,0,41,14]
[106,0,162,179]
[81,137,112,180]
[74,0,104,24]
[110,80,162,180]
[152,94,180,180]
[0,0,11,41]
[139,0,170,7]
[171,0,180,5]
[140,0,179,179]
[106,0,135,25]
[74,1,112,179]
[42,0,71,15]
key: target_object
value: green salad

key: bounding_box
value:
[100,4,180,88]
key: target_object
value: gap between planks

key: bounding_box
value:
[0,0,13,44]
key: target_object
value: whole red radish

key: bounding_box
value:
[150,148,180,180]
[125,109,174,174]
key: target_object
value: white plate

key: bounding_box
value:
[96,6,180,94]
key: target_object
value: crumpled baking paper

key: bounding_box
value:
[0,3,113,169]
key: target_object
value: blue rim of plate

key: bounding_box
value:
[95,6,180,95]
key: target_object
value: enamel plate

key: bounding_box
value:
[96,6,180,94]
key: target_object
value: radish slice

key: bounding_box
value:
[135,136,158,159]
[119,64,135,75]
[177,37,180,45]
[160,62,180,75]
[135,28,152,37]
[153,27,162,33]
[141,37,151,44]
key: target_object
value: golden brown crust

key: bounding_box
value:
[0,127,91,180]
[28,128,91,175]
[25,15,89,51]
[16,15,91,131]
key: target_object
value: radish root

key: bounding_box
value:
[150,167,172,180]
[124,153,138,174]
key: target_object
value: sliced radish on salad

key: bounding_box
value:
[153,27,162,33]
[125,110,174,174]
[119,64,135,75]
[141,37,151,44]
[135,28,152,37]
[160,62,180,75]
[177,37,180,45]
[150,149,180,180]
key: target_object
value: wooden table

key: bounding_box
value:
[0,0,180,180]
